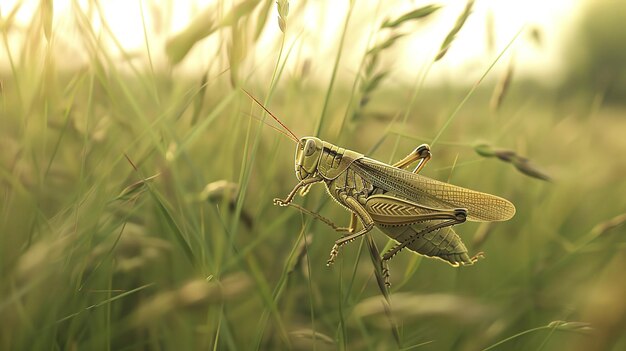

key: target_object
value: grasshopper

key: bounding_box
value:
[243,90,515,284]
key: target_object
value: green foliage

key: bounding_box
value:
[565,0,626,102]
[1,1,626,350]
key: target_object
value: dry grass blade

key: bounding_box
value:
[40,0,53,42]
[166,0,261,65]
[365,236,388,297]
[472,222,494,248]
[115,173,161,202]
[474,143,551,181]
[590,213,626,237]
[286,234,311,275]
[191,71,209,125]
[547,320,593,333]
[254,0,273,39]
[221,0,261,27]
[289,328,334,344]
[381,5,441,29]
[485,9,495,53]
[482,320,593,351]
[355,292,493,324]
[228,20,248,86]
[490,58,515,111]
[1,2,23,32]
[150,191,197,268]
[528,26,543,47]
[165,6,218,64]
[364,236,401,347]
[435,0,475,61]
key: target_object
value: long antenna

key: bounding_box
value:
[240,111,299,143]
[241,89,299,142]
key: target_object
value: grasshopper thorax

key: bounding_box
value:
[295,137,364,181]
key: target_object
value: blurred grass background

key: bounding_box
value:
[1,0,626,350]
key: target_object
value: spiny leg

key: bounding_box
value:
[392,144,431,174]
[273,176,322,206]
[380,208,467,286]
[382,208,467,261]
[327,197,374,266]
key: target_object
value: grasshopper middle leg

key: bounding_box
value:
[327,196,374,266]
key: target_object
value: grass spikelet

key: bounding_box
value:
[200,180,239,202]
[490,57,515,111]
[381,5,441,29]
[474,143,551,181]
[547,320,593,333]
[115,173,160,202]
[200,180,253,229]
[435,0,475,61]
[350,5,440,122]
[276,0,289,33]
[89,223,172,273]
[132,274,251,325]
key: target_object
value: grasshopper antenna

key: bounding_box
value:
[240,111,299,143]
[241,89,299,142]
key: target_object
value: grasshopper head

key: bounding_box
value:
[295,137,323,180]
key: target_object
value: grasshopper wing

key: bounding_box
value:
[354,157,515,222]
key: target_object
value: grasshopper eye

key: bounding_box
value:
[304,139,316,156]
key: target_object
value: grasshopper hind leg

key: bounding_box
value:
[380,209,469,286]
[393,144,431,174]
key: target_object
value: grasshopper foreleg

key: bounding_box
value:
[273,176,322,206]
[327,196,374,266]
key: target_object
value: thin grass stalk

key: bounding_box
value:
[430,27,524,147]
[313,0,356,137]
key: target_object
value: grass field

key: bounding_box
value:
[1,1,626,350]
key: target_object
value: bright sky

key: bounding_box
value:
[0,0,583,85]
